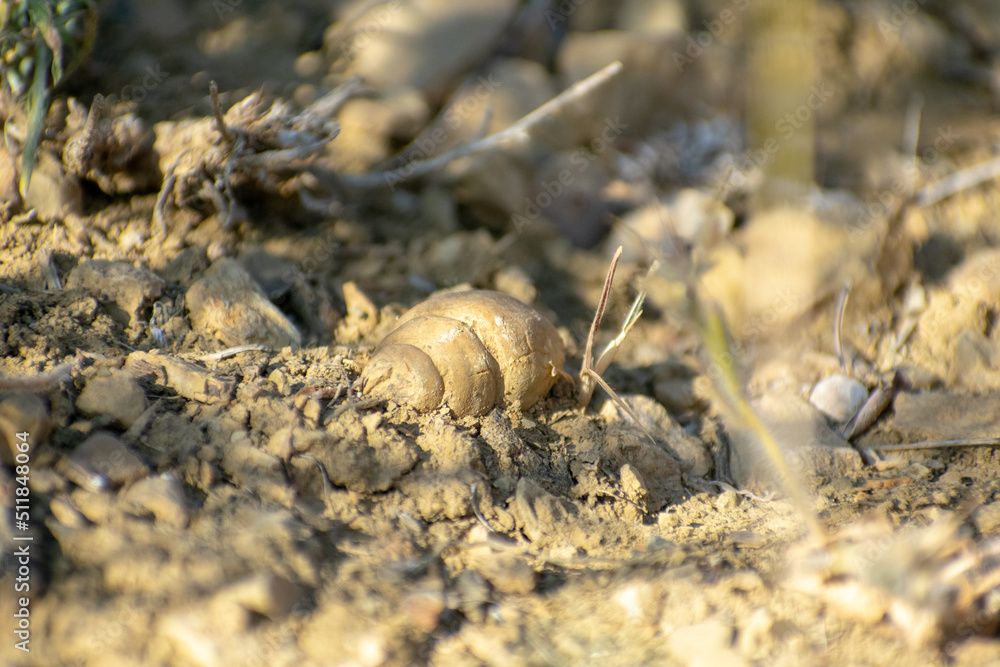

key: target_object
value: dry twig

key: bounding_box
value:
[578,245,622,406]
[338,61,624,188]
[917,155,1000,207]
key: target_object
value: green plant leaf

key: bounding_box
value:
[18,31,51,195]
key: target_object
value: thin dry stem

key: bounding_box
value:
[153,157,181,237]
[903,95,923,197]
[198,344,266,361]
[579,245,622,406]
[917,155,1000,207]
[868,437,1000,452]
[64,94,105,175]
[338,61,624,188]
[833,280,850,374]
[583,368,658,447]
[593,288,644,378]
[209,81,233,143]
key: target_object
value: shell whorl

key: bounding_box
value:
[359,291,565,416]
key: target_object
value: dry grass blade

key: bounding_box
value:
[842,372,904,441]
[572,246,656,444]
[833,280,850,374]
[578,246,622,407]
[18,25,51,195]
[583,368,658,447]
[593,289,644,378]
[868,437,1000,452]
[694,293,826,543]
[902,95,923,196]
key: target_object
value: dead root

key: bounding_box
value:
[152,81,356,234]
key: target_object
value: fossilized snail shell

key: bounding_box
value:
[359,290,565,417]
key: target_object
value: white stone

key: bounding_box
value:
[809,374,867,422]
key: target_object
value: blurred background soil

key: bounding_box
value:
[5,1,1000,665]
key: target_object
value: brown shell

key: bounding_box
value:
[359,290,565,416]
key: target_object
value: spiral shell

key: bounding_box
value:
[359,290,565,417]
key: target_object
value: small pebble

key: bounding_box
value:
[0,392,50,465]
[65,259,165,326]
[620,463,648,503]
[665,619,748,667]
[122,472,189,527]
[472,551,535,595]
[974,501,1000,536]
[613,581,657,622]
[212,572,300,620]
[76,368,147,428]
[269,369,291,395]
[900,462,932,480]
[186,258,301,348]
[63,431,148,489]
[715,489,740,511]
[654,376,698,414]
[809,374,868,422]
[400,590,446,633]
[739,608,775,659]
[938,469,963,485]
[600,394,711,478]
[49,496,89,528]
[456,570,491,623]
